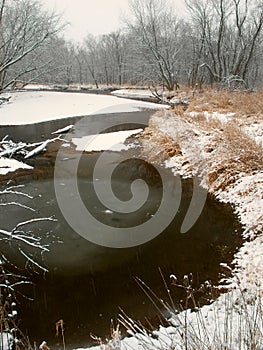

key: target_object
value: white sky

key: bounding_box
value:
[41,0,186,42]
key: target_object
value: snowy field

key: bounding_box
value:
[0,91,167,125]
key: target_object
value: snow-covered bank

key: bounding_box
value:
[136,110,262,348]
[146,110,262,276]
[84,109,263,350]
[0,91,167,125]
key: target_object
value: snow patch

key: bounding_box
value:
[0,158,33,175]
[111,88,155,99]
[72,129,142,152]
[0,332,14,350]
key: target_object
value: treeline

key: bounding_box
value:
[1,0,263,91]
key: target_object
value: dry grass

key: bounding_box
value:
[142,91,263,194]
[140,126,182,164]
[180,114,263,191]
[174,112,263,190]
[208,122,263,190]
[186,90,263,116]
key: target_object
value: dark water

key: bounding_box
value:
[0,111,153,143]
[2,159,242,349]
[0,112,242,349]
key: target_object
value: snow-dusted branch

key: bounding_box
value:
[0,135,62,159]
[18,248,49,273]
[24,137,61,159]
[0,187,33,198]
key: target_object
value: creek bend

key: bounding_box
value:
[0,111,242,349]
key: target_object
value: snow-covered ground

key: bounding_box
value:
[0,91,167,125]
[188,110,236,124]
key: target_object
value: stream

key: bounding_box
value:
[0,111,242,349]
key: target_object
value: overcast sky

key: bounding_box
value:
[41,0,186,42]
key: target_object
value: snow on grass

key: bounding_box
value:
[0,157,33,175]
[217,171,263,238]
[187,110,263,147]
[241,123,263,147]
[188,110,236,123]
[72,129,142,152]
[0,91,167,126]
[215,170,263,295]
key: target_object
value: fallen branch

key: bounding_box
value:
[51,124,74,135]
[0,135,62,160]
[24,136,62,159]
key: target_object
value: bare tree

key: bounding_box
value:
[82,34,100,88]
[127,0,183,91]
[107,31,125,86]
[0,0,63,90]
[185,0,263,88]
